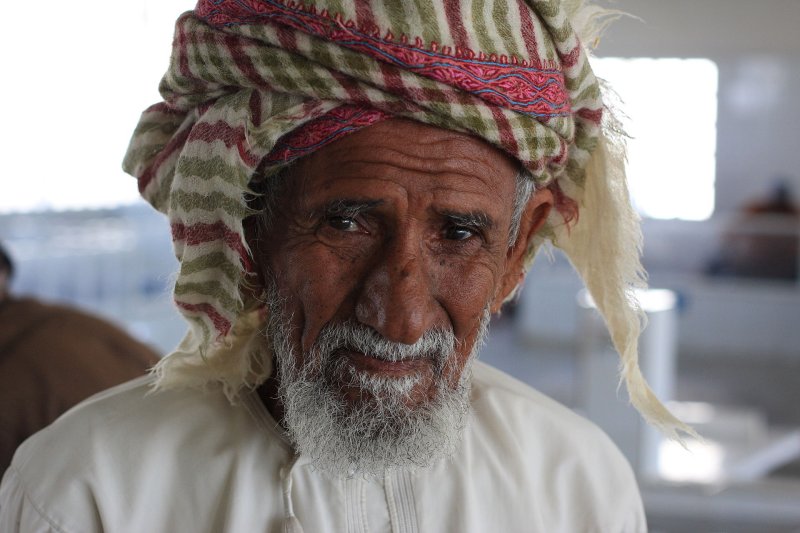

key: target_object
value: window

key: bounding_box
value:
[0,1,193,213]
[591,58,719,220]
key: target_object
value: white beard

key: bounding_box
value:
[266,287,490,478]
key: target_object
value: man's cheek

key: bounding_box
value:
[430,260,497,335]
[290,256,361,344]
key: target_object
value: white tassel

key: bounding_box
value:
[556,128,697,442]
[280,453,304,533]
[283,516,305,533]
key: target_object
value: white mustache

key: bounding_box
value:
[313,320,457,364]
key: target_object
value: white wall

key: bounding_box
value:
[595,0,800,213]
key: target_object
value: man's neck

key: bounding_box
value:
[257,375,287,430]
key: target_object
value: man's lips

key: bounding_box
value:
[340,349,428,376]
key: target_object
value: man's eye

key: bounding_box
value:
[328,216,359,232]
[444,226,475,241]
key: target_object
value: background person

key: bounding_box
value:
[0,243,158,472]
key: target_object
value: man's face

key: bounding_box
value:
[253,118,535,474]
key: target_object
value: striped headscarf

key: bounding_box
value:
[124,0,689,437]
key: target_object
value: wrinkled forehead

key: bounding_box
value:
[265,118,520,217]
[290,118,518,178]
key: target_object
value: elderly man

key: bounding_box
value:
[0,0,689,531]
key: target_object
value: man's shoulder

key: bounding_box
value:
[468,360,637,481]
[3,377,289,532]
[453,362,645,530]
[409,362,646,531]
[7,377,277,509]
[471,360,597,433]
[11,375,275,471]
[12,377,186,472]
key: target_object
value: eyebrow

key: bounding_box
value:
[316,200,495,232]
[321,198,384,218]
[440,209,495,231]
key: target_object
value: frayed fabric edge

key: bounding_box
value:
[149,307,271,404]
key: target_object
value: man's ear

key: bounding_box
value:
[490,187,553,313]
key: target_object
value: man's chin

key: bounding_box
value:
[264,295,489,477]
[335,384,429,412]
[281,369,472,478]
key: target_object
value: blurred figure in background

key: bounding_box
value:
[0,243,159,472]
[707,180,799,280]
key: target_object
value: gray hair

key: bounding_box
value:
[509,169,536,247]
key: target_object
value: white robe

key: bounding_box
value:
[0,361,646,532]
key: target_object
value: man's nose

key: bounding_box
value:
[354,233,440,345]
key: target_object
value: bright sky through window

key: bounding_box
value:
[591,57,719,220]
[0,1,194,213]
